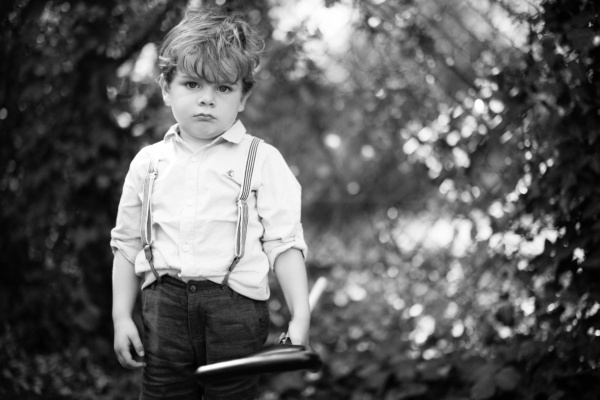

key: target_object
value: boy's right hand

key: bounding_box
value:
[113,318,146,369]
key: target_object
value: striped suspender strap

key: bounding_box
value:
[222,137,263,287]
[140,145,163,283]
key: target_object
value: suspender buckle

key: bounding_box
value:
[144,244,161,282]
[222,256,241,288]
[144,244,153,263]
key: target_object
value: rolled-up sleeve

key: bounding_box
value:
[110,148,151,264]
[256,144,308,269]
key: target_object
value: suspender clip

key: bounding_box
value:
[144,244,153,263]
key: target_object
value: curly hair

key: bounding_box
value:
[157,6,264,93]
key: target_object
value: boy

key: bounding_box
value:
[110,7,310,400]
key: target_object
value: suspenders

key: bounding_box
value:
[140,137,263,286]
[222,137,262,287]
[140,149,162,283]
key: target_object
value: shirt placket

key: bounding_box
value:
[180,152,200,275]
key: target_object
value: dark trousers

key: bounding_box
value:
[140,275,269,400]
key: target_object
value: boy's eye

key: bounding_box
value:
[217,85,232,93]
[185,82,199,89]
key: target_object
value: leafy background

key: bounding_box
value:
[1,0,600,399]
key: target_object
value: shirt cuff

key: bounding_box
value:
[110,238,141,265]
[264,225,308,269]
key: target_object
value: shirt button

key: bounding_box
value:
[191,157,198,162]
[182,245,190,252]
[189,285,197,293]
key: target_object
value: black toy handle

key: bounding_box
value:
[195,345,322,384]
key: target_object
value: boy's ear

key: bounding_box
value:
[238,90,252,112]
[160,77,171,106]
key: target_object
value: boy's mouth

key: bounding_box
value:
[194,113,215,121]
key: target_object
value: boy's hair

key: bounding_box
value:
[158,7,264,94]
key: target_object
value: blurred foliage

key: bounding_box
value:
[1,0,600,399]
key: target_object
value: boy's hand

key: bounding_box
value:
[113,318,145,369]
[286,316,310,346]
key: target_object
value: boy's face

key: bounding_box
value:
[161,69,250,145]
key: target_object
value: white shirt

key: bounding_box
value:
[110,120,307,300]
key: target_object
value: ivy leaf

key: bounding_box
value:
[494,366,521,391]
[566,29,595,53]
[391,356,418,381]
[266,370,305,393]
[589,157,600,175]
[357,362,389,389]
[455,356,490,383]
[471,372,496,400]
[581,251,600,269]
[583,201,600,219]
[418,359,452,382]
[394,383,428,399]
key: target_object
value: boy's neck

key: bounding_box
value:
[180,134,217,152]
[175,120,240,151]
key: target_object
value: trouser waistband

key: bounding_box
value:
[159,275,187,288]
[159,274,209,286]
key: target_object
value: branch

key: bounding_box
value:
[488,0,540,21]
[461,1,523,48]
[112,0,187,66]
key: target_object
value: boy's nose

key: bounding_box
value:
[197,89,215,106]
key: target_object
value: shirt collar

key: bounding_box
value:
[220,120,247,144]
[164,124,180,142]
[163,120,247,144]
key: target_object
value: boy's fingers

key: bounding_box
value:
[130,335,145,357]
[114,334,145,369]
[117,347,145,369]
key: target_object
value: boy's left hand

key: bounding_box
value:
[286,317,310,345]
